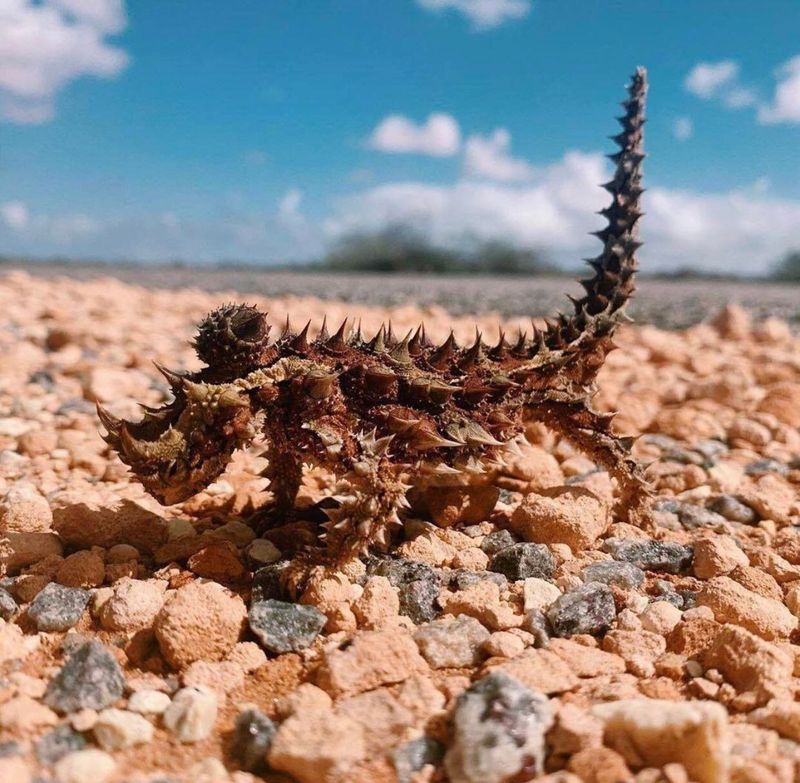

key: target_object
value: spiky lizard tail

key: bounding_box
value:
[544,67,647,380]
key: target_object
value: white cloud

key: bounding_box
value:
[0,0,129,124]
[672,116,693,141]
[415,0,531,30]
[758,54,800,125]
[464,128,535,181]
[326,152,800,275]
[367,112,461,157]
[685,60,739,98]
[1,200,30,230]
[722,86,757,110]
[278,188,304,222]
[327,151,606,253]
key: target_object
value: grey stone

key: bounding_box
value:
[28,583,90,632]
[232,707,276,773]
[0,587,18,620]
[444,671,553,783]
[581,561,644,589]
[489,543,555,582]
[393,737,444,783]
[414,616,489,668]
[641,434,676,449]
[479,529,516,556]
[707,495,757,524]
[521,610,550,648]
[745,459,789,477]
[35,725,86,765]
[546,582,615,638]
[450,569,507,590]
[250,562,291,603]
[652,581,684,609]
[0,741,22,758]
[693,439,728,463]
[398,578,440,624]
[44,641,125,714]
[248,599,325,654]
[603,537,693,574]
[676,503,727,530]
[370,558,441,623]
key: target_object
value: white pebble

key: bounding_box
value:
[163,686,218,743]
[54,750,116,783]
[128,689,171,715]
[93,708,154,750]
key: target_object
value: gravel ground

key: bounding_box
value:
[1,271,800,783]
[6,262,799,329]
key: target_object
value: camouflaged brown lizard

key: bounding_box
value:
[98,68,651,567]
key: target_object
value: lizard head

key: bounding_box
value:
[97,372,257,505]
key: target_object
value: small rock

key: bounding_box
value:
[187,539,246,581]
[693,536,749,579]
[547,582,615,638]
[594,699,728,783]
[232,707,276,773]
[316,629,427,698]
[99,577,164,632]
[393,736,444,783]
[522,610,551,648]
[44,642,124,714]
[35,725,86,765]
[697,576,797,640]
[353,575,400,629]
[246,538,281,566]
[522,577,562,613]
[702,624,792,706]
[268,706,366,783]
[483,631,526,658]
[640,601,682,635]
[163,686,218,743]
[707,495,757,524]
[414,616,490,668]
[603,537,693,574]
[248,599,326,654]
[54,749,116,783]
[479,530,516,556]
[127,689,171,715]
[154,581,246,669]
[55,551,105,588]
[489,543,555,581]
[370,558,441,623]
[511,487,609,551]
[0,485,53,533]
[445,671,553,783]
[581,560,644,589]
[450,569,507,590]
[0,587,18,619]
[93,708,154,750]
[250,562,291,602]
[676,504,727,530]
[28,583,90,632]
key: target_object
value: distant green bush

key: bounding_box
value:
[323,225,557,275]
[771,251,800,281]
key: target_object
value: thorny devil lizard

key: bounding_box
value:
[98,68,652,579]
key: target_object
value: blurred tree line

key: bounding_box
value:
[772,250,800,281]
[322,225,558,275]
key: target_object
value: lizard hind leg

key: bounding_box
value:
[526,393,653,530]
[322,431,410,566]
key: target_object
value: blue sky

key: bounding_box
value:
[1,0,800,272]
